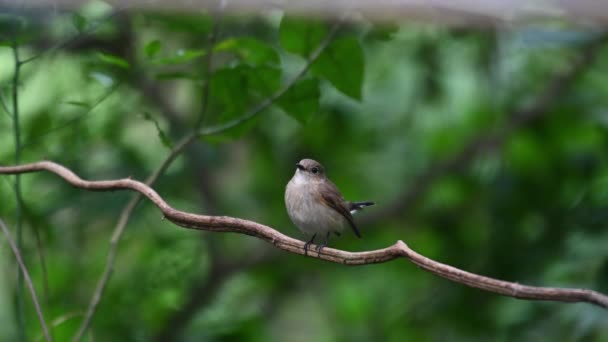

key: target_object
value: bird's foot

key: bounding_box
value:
[315,243,327,253]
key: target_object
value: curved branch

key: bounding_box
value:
[1,160,607,309]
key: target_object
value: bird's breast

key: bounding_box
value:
[285,180,345,235]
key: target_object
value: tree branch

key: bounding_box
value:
[1,160,607,309]
[0,218,51,342]
[71,17,343,341]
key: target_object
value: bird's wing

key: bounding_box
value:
[317,181,362,238]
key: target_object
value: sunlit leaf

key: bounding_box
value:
[312,36,364,100]
[277,78,320,124]
[63,101,90,108]
[144,40,162,58]
[279,17,328,57]
[96,52,130,69]
[208,65,280,139]
[72,13,87,32]
[214,38,279,66]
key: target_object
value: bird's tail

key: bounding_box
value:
[349,201,375,214]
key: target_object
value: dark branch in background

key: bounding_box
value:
[9,38,27,342]
[1,161,607,309]
[0,218,51,342]
[362,33,608,224]
[71,15,343,342]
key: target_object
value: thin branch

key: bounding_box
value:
[198,18,343,137]
[1,161,607,309]
[19,10,123,66]
[195,4,224,129]
[0,89,11,118]
[0,218,52,342]
[71,18,343,341]
[10,39,26,342]
[71,132,196,342]
[363,32,608,224]
[22,82,120,150]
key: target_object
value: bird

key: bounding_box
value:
[285,158,374,254]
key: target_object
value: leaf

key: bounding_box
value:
[208,65,281,139]
[152,49,206,65]
[144,40,162,58]
[96,52,130,69]
[277,78,320,124]
[214,38,279,66]
[63,101,90,108]
[312,36,365,100]
[142,112,173,149]
[72,13,87,32]
[279,17,328,57]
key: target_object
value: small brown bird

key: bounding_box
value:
[285,159,374,254]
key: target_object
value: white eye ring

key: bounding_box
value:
[311,167,319,174]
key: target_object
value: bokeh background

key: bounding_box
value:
[1,1,608,341]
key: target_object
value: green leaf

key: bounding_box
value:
[209,65,280,139]
[72,13,87,32]
[277,78,320,124]
[214,38,279,66]
[279,17,328,57]
[152,49,206,65]
[142,112,173,149]
[312,37,365,100]
[144,40,162,58]
[96,52,130,69]
[63,101,90,108]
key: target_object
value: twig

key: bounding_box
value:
[22,82,120,150]
[0,218,52,342]
[19,10,123,66]
[10,39,26,342]
[71,132,196,342]
[198,18,343,137]
[71,18,342,341]
[0,89,11,118]
[1,160,607,309]
[195,4,223,129]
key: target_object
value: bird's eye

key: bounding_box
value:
[311,167,319,174]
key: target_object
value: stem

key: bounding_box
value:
[11,39,26,342]
[0,218,52,342]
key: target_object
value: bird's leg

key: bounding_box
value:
[315,232,331,252]
[304,233,316,256]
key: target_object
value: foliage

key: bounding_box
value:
[1,4,608,342]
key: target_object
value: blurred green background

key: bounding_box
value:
[1,1,608,341]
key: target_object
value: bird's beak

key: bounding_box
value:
[296,163,304,171]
